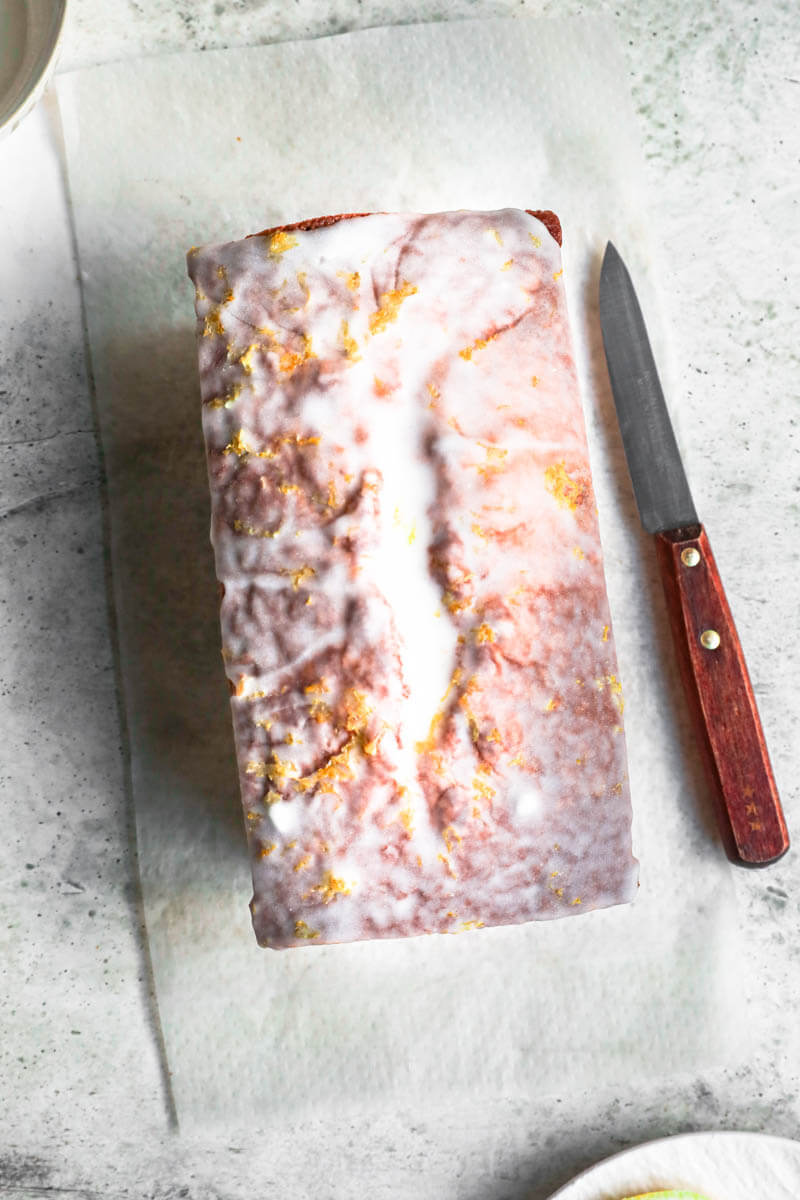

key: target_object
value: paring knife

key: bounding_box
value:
[599,242,789,867]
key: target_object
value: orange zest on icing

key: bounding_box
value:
[294,919,320,939]
[269,230,298,255]
[368,280,417,334]
[544,460,586,512]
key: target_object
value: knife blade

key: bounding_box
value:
[599,242,789,867]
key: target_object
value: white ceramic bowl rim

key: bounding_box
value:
[0,0,68,136]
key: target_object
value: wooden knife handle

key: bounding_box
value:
[654,524,789,866]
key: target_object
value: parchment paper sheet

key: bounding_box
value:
[57,18,745,1127]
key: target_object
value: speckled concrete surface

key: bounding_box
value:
[1,1,798,1197]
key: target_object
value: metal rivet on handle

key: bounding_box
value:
[700,629,721,650]
[681,547,701,567]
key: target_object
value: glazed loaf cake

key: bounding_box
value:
[187,208,638,948]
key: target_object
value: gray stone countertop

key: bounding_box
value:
[1,1,798,1197]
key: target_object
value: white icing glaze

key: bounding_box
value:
[188,208,638,948]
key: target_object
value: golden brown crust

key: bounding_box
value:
[525,209,561,246]
[252,208,563,247]
[252,212,372,237]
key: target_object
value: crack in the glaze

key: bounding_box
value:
[233,628,347,696]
